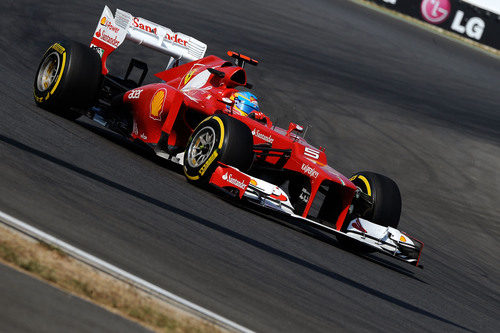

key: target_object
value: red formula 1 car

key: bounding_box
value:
[33,6,423,267]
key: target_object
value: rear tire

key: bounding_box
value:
[183,114,254,183]
[34,41,102,120]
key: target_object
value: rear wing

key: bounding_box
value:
[90,6,207,74]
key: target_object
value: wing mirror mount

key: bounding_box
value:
[286,122,304,137]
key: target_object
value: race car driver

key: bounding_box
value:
[227,91,259,116]
[227,91,269,125]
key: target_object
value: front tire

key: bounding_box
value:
[34,41,102,120]
[183,114,254,183]
[350,171,401,228]
[338,171,402,252]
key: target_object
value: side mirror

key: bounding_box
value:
[207,67,225,78]
[286,122,304,137]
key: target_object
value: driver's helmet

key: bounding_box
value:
[227,91,259,116]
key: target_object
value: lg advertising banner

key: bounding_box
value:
[367,0,500,50]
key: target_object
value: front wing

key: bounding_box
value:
[209,163,424,268]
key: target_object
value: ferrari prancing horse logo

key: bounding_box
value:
[184,68,196,85]
[181,63,205,87]
[150,88,167,120]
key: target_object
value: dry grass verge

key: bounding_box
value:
[0,224,226,333]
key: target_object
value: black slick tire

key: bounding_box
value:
[350,171,401,228]
[338,171,402,252]
[183,114,254,183]
[34,41,102,120]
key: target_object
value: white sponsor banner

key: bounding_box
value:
[463,0,500,15]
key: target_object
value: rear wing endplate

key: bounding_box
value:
[90,6,207,74]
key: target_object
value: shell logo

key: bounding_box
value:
[150,88,167,120]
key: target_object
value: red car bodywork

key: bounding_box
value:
[121,54,357,230]
[32,5,423,267]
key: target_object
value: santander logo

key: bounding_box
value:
[132,17,188,47]
[98,31,120,47]
[251,129,274,144]
[222,172,247,190]
[420,0,451,24]
[133,17,158,34]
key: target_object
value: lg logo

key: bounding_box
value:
[419,1,485,41]
[421,0,451,24]
[451,10,485,40]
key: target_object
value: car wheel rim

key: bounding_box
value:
[187,126,217,168]
[37,51,60,92]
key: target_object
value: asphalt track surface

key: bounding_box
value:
[0,0,499,332]
[0,263,149,332]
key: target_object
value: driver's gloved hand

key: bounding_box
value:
[250,111,265,120]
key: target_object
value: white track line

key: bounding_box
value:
[0,210,253,333]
